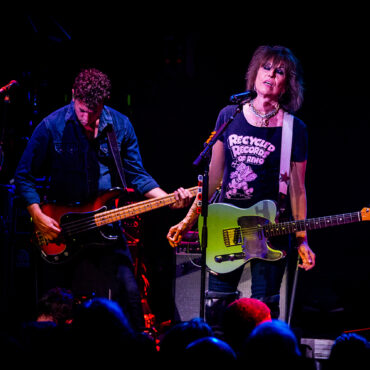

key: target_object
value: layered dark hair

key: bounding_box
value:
[245,45,304,113]
[73,68,112,109]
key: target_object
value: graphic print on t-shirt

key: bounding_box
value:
[225,133,276,200]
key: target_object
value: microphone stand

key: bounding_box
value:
[193,100,246,319]
[0,93,11,173]
[0,80,18,174]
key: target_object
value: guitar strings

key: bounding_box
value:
[227,212,361,239]
[55,187,199,237]
[57,199,175,236]
[59,206,359,239]
[58,205,153,237]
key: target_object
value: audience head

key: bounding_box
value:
[159,317,214,359]
[71,297,138,365]
[36,287,74,325]
[73,297,134,336]
[327,332,370,369]
[185,336,237,365]
[222,297,271,352]
[239,319,302,368]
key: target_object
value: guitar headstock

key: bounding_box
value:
[361,207,370,221]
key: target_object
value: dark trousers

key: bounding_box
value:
[208,257,287,319]
[36,242,145,332]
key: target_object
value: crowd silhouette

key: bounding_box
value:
[1,286,369,368]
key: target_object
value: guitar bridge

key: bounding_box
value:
[223,227,242,247]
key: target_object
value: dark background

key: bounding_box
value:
[1,9,369,338]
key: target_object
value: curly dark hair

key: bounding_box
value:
[73,68,112,109]
[245,45,304,113]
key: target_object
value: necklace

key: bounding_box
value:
[249,101,280,126]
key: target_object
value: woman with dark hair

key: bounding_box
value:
[245,45,304,113]
[167,45,315,319]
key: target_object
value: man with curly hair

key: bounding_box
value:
[14,68,191,331]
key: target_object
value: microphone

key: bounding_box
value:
[0,80,19,94]
[229,90,257,104]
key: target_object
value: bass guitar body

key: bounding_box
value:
[34,189,123,263]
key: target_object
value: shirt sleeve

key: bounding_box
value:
[292,117,308,163]
[214,105,235,142]
[117,117,160,195]
[14,121,50,206]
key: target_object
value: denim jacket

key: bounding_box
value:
[14,101,159,206]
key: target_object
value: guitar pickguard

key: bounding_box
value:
[199,200,284,274]
[40,207,116,263]
[237,215,283,261]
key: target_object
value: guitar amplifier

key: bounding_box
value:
[174,252,203,322]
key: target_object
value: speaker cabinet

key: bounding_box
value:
[174,253,203,322]
[174,253,288,322]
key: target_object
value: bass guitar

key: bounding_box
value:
[199,200,370,274]
[33,186,198,263]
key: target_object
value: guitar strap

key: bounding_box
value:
[106,124,128,191]
[277,112,294,218]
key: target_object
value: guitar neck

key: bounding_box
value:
[264,211,364,237]
[94,186,198,227]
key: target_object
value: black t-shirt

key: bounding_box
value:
[215,105,308,210]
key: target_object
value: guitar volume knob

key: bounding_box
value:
[215,255,223,263]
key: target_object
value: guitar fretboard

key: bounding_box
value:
[94,186,199,227]
[264,211,362,237]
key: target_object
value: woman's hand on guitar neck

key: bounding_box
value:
[27,203,61,241]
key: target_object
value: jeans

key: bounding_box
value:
[208,257,287,318]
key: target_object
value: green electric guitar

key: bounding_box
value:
[199,200,370,274]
